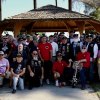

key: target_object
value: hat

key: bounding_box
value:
[56,51,62,57]
[82,45,87,49]
[88,34,93,38]
[18,37,23,41]
[0,51,4,55]
[16,53,22,57]
[62,36,67,40]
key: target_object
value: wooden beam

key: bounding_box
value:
[75,21,85,34]
[88,21,100,33]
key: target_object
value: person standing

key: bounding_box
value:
[87,34,98,82]
[49,35,58,62]
[96,37,100,80]
[38,35,52,84]
[58,37,72,62]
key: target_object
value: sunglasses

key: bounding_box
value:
[82,47,86,49]
[57,54,62,57]
[0,54,3,56]
[3,38,8,39]
[33,53,38,55]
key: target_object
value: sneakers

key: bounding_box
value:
[46,79,50,85]
[55,80,59,87]
[81,86,86,90]
[12,89,16,94]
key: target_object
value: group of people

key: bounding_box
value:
[0,32,100,94]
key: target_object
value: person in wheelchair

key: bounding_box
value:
[76,45,90,90]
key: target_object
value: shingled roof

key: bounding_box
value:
[8,5,90,20]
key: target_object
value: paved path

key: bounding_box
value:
[0,85,99,100]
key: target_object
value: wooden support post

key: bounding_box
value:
[75,21,85,34]
[0,28,4,36]
[63,21,71,33]
[26,22,35,34]
[0,23,9,36]
[13,22,24,37]
[69,0,72,11]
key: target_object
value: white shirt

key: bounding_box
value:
[93,43,98,59]
[50,42,58,57]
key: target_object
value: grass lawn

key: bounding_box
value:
[91,82,100,98]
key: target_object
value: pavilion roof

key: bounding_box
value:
[0,5,100,36]
[8,5,91,20]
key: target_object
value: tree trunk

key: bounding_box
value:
[55,0,58,7]
[0,0,2,21]
[69,0,72,11]
[33,0,37,9]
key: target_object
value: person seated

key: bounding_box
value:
[0,51,10,87]
[27,50,44,90]
[52,51,72,87]
[76,45,90,90]
[11,53,26,93]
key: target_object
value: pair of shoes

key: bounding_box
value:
[55,80,59,87]
[0,85,3,88]
[28,87,33,90]
[81,86,86,90]
[61,82,66,86]
[59,83,63,88]
[12,89,16,94]
[46,79,50,85]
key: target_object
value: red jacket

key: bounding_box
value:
[77,52,90,68]
[53,60,68,75]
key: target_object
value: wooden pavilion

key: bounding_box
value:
[0,5,100,37]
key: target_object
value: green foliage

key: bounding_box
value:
[90,7,100,21]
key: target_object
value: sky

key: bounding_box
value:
[2,0,85,20]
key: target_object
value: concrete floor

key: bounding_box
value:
[0,85,99,100]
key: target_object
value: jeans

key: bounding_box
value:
[79,67,88,87]
[13,76,24,90]
[89,62,94,82]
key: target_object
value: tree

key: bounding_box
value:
[79,0,100,8]
[90,7,100,20]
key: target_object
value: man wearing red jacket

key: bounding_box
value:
[53,51,72,87]
[77,45,90,90]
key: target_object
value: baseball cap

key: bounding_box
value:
[0,51,4,55]
[16,53,22,57]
